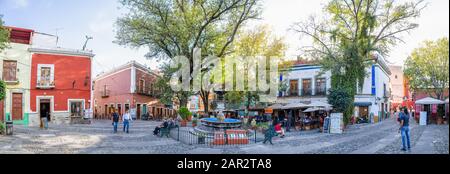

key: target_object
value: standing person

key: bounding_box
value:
[399,108,411,151]
[112,109,119,133]
[123,110,132,133]
[286,110,292,132]
[40,105,49,130]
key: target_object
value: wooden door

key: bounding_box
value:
[136,104,141,119]
[12,93,23,120]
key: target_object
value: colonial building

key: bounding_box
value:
[279,53,392,123]
[0,27,33,124]
[0,26,94,126]
[388,65,413,111]
[93,61,176,120]
[28,47,94,126]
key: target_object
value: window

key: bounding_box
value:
[302,79,312,96]
[138,79,145,93]
[70,101,84,116]
[2,60,17,82]
[37,64,54,88]
[315,78,326,95]
[289,80,298,96]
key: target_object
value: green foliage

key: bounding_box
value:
[0,80,5,101]
[154,63,191,107]
[116,0,262,113]
[0,122,4,135]
[0,15,10,52]
[293,0,424,125]
[328,87,353,124]
[178,107,192,121]
[404,38,449,100]
[222,25,287,111]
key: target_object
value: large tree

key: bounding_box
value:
[116,0,262,110]
[292,0,424,124]
[224,25,286,112]
[0,15,10,101]
[404,38,449,100]
[0,15,9,53]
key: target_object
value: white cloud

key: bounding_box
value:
[12,0,29,8]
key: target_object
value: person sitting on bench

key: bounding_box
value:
[153,120,169,135]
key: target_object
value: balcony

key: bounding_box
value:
[36,80,55,89]
[101,90,110,98]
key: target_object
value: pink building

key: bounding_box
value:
[93,61,175,120]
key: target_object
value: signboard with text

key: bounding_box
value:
[330,113,343,134]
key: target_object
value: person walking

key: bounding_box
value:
[399,107,411,151]
[263,125,276,145]
[112,109,119,133]
[123,110,132,133]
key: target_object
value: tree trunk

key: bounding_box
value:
[200,90,210,115]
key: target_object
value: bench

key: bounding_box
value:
[158,124,178,138]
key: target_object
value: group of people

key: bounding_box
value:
[153,118,176,136]
[111,109,132,133]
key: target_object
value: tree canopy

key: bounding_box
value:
[0,15,10,53]
[116,0,262,111]
[404,37,449,100]
[292,0,425,124]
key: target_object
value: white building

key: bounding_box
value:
[280,54,391,123]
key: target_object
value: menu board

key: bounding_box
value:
[330,113,343,134]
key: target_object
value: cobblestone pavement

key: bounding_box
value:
[0,117,448,154]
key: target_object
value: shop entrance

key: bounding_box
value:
[39,99,51,122]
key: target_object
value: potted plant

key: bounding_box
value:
[192,119,198,127]
[178,107,191,127]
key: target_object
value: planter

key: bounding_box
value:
[187,115,192,121]
[192,123,197,127]
[180,120,187,127]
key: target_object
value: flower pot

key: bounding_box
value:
[180,120,187,127]
[192,123,197,127]
[187,115,192,121]
[437,117,443,125]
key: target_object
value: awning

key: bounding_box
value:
[282,102,308,109]
[354,102,372,106]
[307,101,333,108]
[268,103,285,110]
[415,97,445,105]
[303,108,318,112]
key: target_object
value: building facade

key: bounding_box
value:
[28,48,94,126]
[0,27,33,124]
[93,61,175,120]
[280,53,391,123]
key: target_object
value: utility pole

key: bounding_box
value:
[83,35,93,51]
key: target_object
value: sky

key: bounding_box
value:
[1,0,449,76]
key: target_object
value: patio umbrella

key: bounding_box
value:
[303,108,318,112]
[282,102,308,109]
[415,97,445,105]
[307,101,333,107]
[268,103,285,110]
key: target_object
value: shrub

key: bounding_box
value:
[178,107,192,121]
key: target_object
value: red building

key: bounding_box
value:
[93,61,175,120]
[412,88,449,124]
[28,48,94,126]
